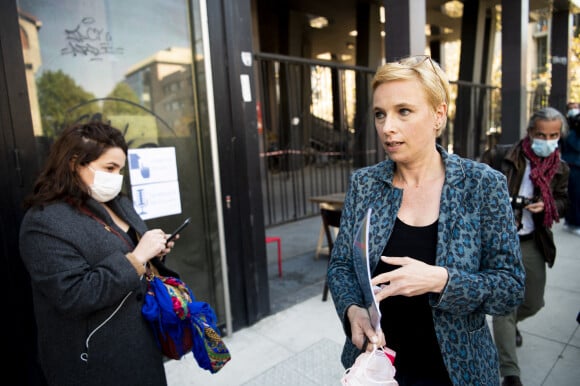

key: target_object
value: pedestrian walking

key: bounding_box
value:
[481,106,570,386]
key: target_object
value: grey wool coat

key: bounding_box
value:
[20,196,175,386]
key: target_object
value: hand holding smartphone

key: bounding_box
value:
[167,217,191,244]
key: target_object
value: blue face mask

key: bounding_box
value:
[531,138,559,158]
[567,108,580,118]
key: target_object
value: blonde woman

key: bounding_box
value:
[327,56,525,385]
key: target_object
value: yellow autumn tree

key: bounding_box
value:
[570,28,580,103]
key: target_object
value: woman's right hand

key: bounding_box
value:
[131,229,169,264]
[346,305,386,351]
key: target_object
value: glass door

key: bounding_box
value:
[17,0,225,322]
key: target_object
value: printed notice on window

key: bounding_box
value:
[127,147,181,220]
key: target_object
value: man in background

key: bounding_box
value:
[481,106,569,386]
[562,103,580,236]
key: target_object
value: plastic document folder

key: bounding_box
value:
[352,208,381,332]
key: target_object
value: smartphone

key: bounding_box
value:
[166,217,191,243]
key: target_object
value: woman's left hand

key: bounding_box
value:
[370,256,448,301]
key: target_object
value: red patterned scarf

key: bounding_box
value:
[521,137,560,227]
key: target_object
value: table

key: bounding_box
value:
[308,192,345,209]
[308,193,345,258]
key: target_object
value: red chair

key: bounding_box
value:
[265,236,283,277]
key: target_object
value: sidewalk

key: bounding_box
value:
[164,220,580,386]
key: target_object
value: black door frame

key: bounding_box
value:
[0,1,46,383]
[205,0,271,329]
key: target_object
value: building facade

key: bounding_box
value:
[0,0,575,383]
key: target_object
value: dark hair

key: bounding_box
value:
[24,122,128,209]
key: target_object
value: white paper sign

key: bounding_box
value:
[128,147,181,220]
[240,74,252,102]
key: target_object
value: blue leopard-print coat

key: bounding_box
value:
[327,145,525,386]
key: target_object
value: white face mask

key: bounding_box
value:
[531,138,559,158]
[88,166,123,202]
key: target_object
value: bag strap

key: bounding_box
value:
[78,205,134,250]
[144,261,161,280]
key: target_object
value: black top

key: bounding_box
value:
[373,217,451,383]
[127,226,139,245]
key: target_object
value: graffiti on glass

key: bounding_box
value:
[61,17,124,59]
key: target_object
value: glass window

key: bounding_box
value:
[536,35,548,74]
[17,0,224,317]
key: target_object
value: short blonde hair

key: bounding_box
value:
[372,55,450,135]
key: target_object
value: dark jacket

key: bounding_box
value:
[19,196,176,386]
[328,146,525,386]
[562,130,580,167]
[481,141,569,267]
